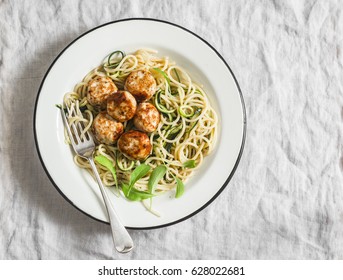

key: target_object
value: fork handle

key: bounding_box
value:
[88,157,134,253]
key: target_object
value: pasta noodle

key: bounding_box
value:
[63,49,218,196]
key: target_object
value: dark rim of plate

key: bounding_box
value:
[33,18,247,230]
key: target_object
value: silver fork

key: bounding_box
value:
[61,102,133,253]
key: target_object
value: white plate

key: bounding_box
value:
[34,18,246,229]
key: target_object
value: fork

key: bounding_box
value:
[61,102,134,253]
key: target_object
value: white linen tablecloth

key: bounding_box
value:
[1,0,343,259]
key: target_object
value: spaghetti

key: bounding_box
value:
[63,49,218,199]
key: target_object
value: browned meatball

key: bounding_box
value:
[107,91,137,122]
[133,103,160,133]
[117,130,152,160]
[87,76,117,108]
[92,112,123,145]
[124,70,156,102]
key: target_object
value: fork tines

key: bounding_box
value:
[61,102,93,146]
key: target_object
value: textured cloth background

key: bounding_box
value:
[1,0,343,259]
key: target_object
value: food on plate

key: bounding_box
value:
[87,76,117,108]
[118,130,152,161]
[107,90,137,122]
[124,70,156,102]
[92,112,124,145]
[133,102,160,133]
[61,49,218,215]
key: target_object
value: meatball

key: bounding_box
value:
[87,76,117,108]
[92,112,123,145]
[133,103,160,133]
[124,70,156,102]
[117,130,152,161]
[107,91,137,122]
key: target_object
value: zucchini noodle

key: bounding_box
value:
[63,49,218,196]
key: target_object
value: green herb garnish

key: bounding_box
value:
[148,165,167,194]
[95,155,118,190]
[122,183,155,201]
[174,176,185,198]
[127,164,151,195]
